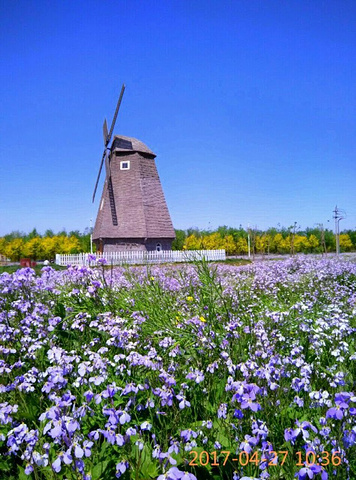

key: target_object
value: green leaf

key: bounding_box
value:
[138,460,158,479]
[92,460,109,480]
[17,466,29,480]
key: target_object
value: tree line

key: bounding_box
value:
[0,225,355,261]
[171,225,356,255]
[0,229,91,261]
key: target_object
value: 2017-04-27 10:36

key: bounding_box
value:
[188,450,342,467]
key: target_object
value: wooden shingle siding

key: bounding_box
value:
[93,135,175,252]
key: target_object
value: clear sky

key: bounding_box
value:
[1,0,356,236]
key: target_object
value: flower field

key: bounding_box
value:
[0,258,356,480]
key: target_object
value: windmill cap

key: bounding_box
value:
[112,135,156,157]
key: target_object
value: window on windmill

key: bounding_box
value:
[100,199,104,211]
[120,161,130,170]
[156,243,162,252]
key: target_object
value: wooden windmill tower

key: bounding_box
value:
[92,85,175,253]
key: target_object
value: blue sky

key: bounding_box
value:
[1,0,355,236]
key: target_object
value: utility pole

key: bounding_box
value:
[333,206,345,256]
[247,223,251,259]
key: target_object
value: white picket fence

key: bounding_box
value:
[55,249,226,267]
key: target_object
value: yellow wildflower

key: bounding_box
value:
[187,296,194,302]
[199,316,206,323]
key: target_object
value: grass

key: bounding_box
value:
[0,258,251,275]
[0,264,66,275]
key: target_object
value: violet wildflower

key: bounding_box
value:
[240,391,261,412]
[176,394,191,409]
[180,429,198,442]
[185,368,204,384]
[218,403,227,419]
[116,460,129,478]
[295,464,328,480]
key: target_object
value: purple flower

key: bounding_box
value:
[326,400,348,420]
[157,467,197,480]
[74,444,84,458]
[291,420,318,443]
[24,464,33,475]
[83,440,93,457]
[240,392,261,412]
[119,411,131,425]
[52,456,62,473]
[239,434,258,454]
[234,409,244,419]
[326,405,344,420]
[217,403,227,419]
[52,451,72,473]
[185,369,204,384]
[176,394,191,409]
[295,464,328,480]
[116,460,129,478]
[140,421,152,431]
[168,440,180,455]
[180,429,198,442]
[65,418,80,434]
[49,420,62,439]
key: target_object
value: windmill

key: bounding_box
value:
[92,85,175,253]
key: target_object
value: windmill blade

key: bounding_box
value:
[104,150,111,183]
[103,119,108,146]
[92,149,106,203]
[104,150,118,225]
[107,84,125,145]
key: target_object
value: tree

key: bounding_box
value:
[235,237,248,254]
[26,228,41,241]
[344,229,356,247]
[324,229,335,252]
[217,225,229,238]
[273,233,285,253]
[44,229,54,238]
[172,230,186,250]
[0,238,7,256]
[294,235,310,253]
[308,234,319,252]
[24,237,46,260]
[42,237,57,260]
[5,238,25,261]
[4,231,25,242]
[339,234,353,252]
[202,233,224,250]
[224,235,237,255]
[69,230,81,239]
[184,234,202,250]
[186,227,201,238]
[255,235,268,255]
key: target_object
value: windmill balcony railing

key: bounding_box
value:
[55,249,226,267]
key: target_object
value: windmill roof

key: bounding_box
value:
[112,135,156,157]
